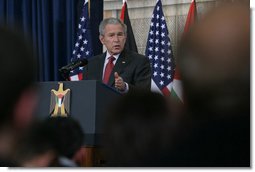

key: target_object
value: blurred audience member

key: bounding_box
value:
[43,117,84,167]
[14,121,58,167]
[15,117,84,167]
[0,26,37,166]
[179,2,249,119]
[173,1,250,167]
[103,90,175,166]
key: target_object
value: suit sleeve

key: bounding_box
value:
[129,56,151,91]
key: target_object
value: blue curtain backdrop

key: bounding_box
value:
[0,0,103,81]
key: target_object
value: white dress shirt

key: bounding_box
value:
[102,51,129,93]
[102,51,120,79]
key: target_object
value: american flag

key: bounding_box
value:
[145,0,175,96]
[70,0,93,81]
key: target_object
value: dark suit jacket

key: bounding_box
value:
[83,50,151,91]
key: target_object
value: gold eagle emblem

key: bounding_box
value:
[50,82,70,117]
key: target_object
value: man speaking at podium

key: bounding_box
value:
[83,18,151,93]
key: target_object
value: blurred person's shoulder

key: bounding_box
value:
[0,157,20,167]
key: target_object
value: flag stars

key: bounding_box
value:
[70,1,93,80]
[83,39,88,44]
[167,50,171,54]
[145,1,175,89]
[160,81,164,86]
[80,17,85,22]
[160,72,164,78]
[153,71,158,77]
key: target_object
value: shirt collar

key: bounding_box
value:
[106,51,120,61]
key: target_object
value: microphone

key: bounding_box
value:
[59,58,88,74]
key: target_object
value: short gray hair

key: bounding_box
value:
[99,17,127,36]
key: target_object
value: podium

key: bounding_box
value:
[35,80,121,166]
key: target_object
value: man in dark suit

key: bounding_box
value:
[83,18,151,92]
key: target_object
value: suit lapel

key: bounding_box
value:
[108,50,130,86]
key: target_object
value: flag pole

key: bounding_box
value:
[88,0,90,18]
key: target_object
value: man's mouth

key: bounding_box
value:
[114,45,120,49]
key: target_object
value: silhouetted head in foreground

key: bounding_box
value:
[173,2,250,167]
[0,26,37,165]
[14,117,84,167]
[179,2,250,118]
[0,26,37,128]
[43,117,84,160]
[103,90,173,166]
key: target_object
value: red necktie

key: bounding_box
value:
[103,56,115,84]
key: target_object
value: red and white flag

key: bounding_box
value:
[171,0,197,103]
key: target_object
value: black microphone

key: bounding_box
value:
[59,58,88,74]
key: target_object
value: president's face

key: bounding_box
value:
[100,24,126,55]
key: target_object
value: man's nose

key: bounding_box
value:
[113,35,119,42]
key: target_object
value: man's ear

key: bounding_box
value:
[13,87,38,130]
[99,35,104,45]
